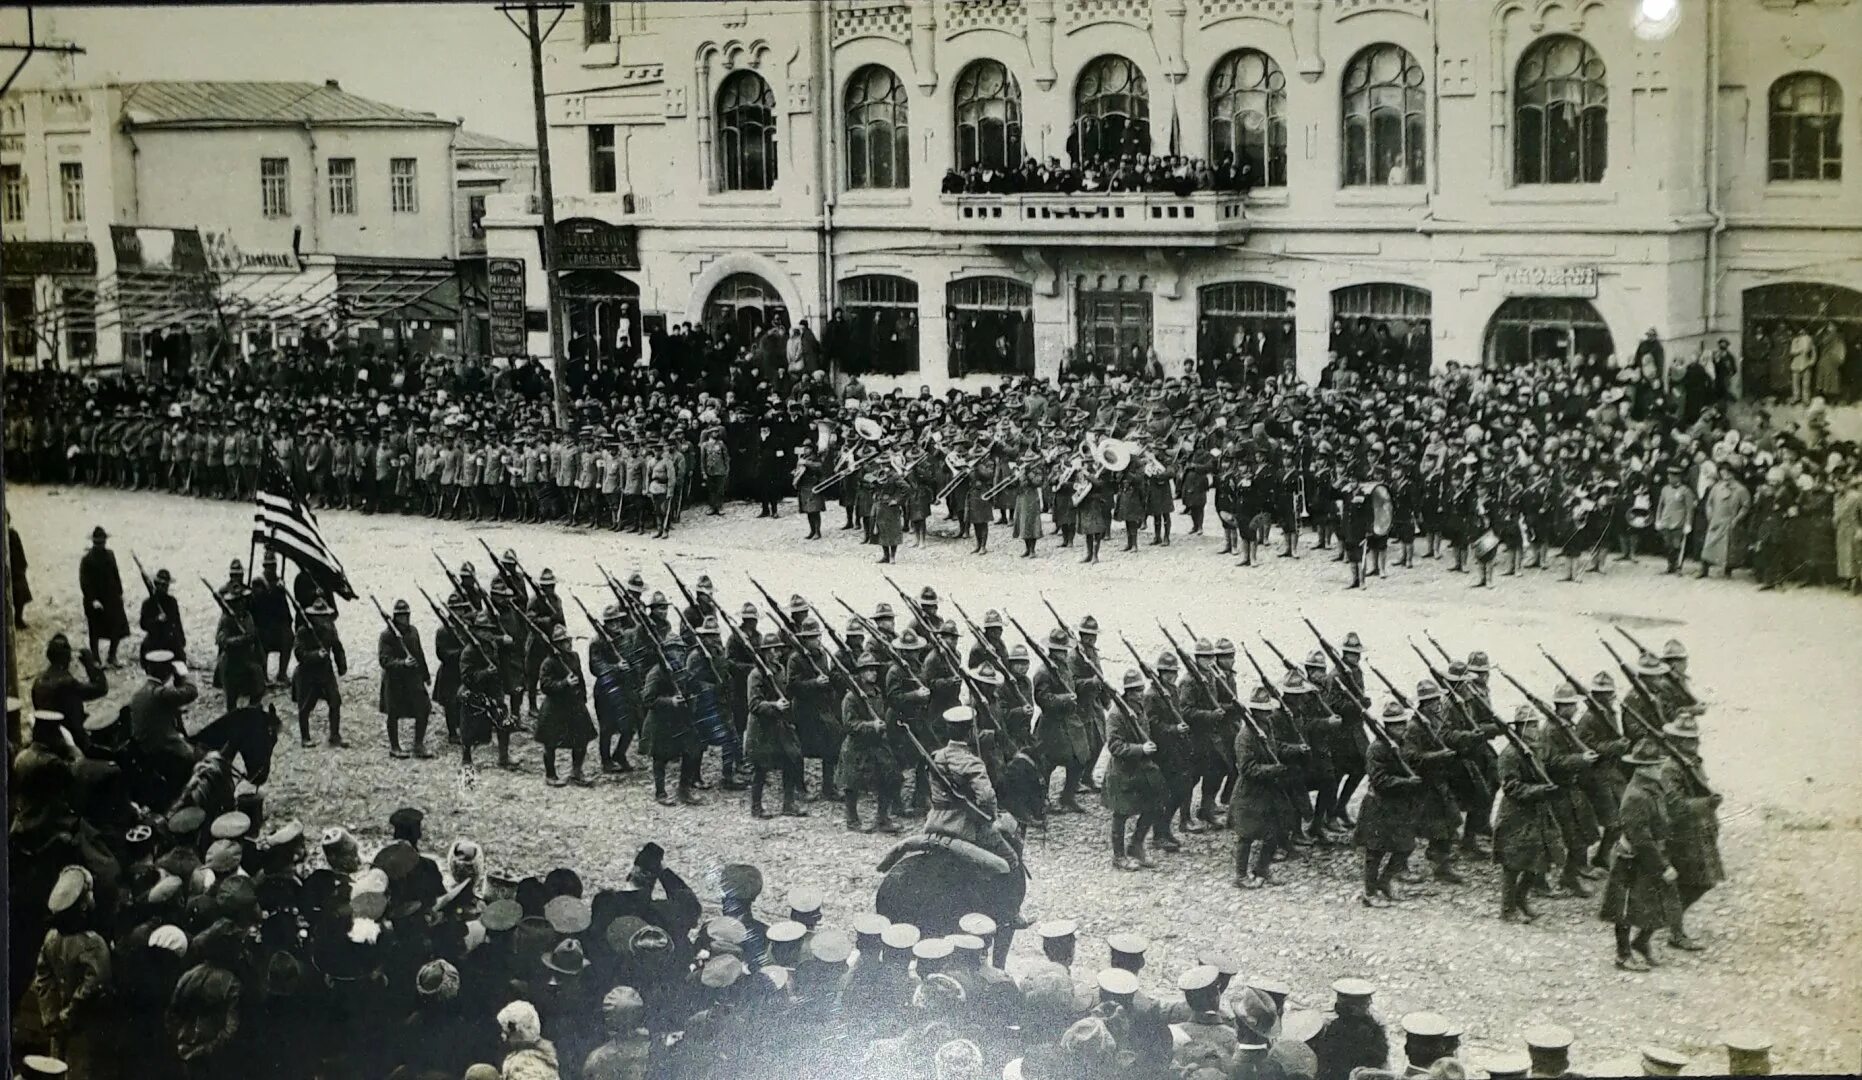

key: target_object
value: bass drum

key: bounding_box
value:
[1371,483,1394,537]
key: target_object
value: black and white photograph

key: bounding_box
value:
[3,0,1860,1076]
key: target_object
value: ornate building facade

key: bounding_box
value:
[483,0,1862,396]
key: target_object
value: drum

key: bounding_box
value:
[1473,530,1502,563]
[1370,483,1394,537]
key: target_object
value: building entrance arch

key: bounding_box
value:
[1483,296,1614,369]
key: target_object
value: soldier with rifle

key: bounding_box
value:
[447,594,516,770]
[1492,704,1565,923]
[1128,644,1194,853]
[1302,648,1367,834]
[882,627,935,815]
[637,592,706,807]
[1231,685,1295,889]
[784,617,842,804]
[583,601,637,774]
[523,568,568,717]
[251,551,292,687]
[135,558,186,661]
[836,646,903,834]
[430,593,474,748]
[1163,629,1229,830]
[1654,711,1722,952]
[209,577,266,711]
[534,621,597,788]
[288,591,346,748]
[1031,626,1090,815]
[1356,699,1424,907]
[1304,622,1371,829]
[373,596,432,759]
[736,626,799,818]
[1538,648,1633,875]
[1241,643,1312,866]
[1391,679,1467,885]
[1104,665,1168,872]
[1501,671,1603,897]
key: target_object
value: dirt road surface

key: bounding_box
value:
[10,483,1861,1073]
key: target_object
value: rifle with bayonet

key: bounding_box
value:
[952,600,1032,711]
[1364,661,1456,753]
[1493,665,1594,754]
[1613,625,1699,707]
[1537,646,1621,752]
[417,586,491,669]
[1409,638,1551,786]
[368,594,416,662]
[1598,637,1715,796]
[133,552,157,597]
[883,577,1005,735]
[1302,616,1371,709]
[1120,635,1189,736]
[1239,643,1313,755]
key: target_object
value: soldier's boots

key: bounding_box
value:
[872,805,902,834]
[779,788,808,817]
[751,782,775,819]
[1432,857,1466,885]
[843,793,865,832]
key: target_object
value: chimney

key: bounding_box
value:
[324,79,341,91]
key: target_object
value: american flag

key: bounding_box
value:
[253,452,356,599]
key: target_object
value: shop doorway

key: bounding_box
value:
[1483,296,1614,369]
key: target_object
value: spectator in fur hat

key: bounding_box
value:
[496,1000,561,1079]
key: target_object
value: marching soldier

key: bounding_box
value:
[1576,672,1633,873]
[1401,681,1466,884]
[524,568,567,716]
[536,624,596,787]
[460,609,515,769]
[137,567,186,660]
[432,595,472,746]
[250,552,292,686]
[1231,687,1293,890]
[292,596,346,748]
[1538,684,1604,897]
[378,598,432,760]
[642,595,704,807]
[488,578,528,724]
[214,579,267,710]
[1106,667,1167,871]
[786,618,841,803]
[745,631,805,818]
[1493,706,1566,922]
[1657,714,1722,952]
[1282,668,1344,845]
[1600,737,1677,970]
[884,629,934,814]
[837,648,899,834]
[590,604,638,773]
[1356,702,1422,907]
[1034,629,1090,814]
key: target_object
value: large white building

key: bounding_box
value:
[3,80,533,371]
[482,0,1862,399]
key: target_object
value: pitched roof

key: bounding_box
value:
[455,129,533,153]
[116,80,454,129]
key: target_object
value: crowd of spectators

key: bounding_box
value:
[941,154,1254,199]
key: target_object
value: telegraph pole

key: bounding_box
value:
[501,1,570,426]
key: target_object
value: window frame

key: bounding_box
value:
[947,276,1033,378]
[588,124,618,193]
[1,162,24,222]
[583,2,612,45]
[390,157,419,214]
[1768,72,1843,183]
[844,64,911,191]
[261,157,291,218]
[716,70,778,193]
[1340,44,1427,187]
[1513,34,1608,186]
[1072,55,1151,166]
[954,60,1023,173]
[328,156,358,216]
[59,161,84,223]
[1208,49,1289,187]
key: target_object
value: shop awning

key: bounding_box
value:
[333,257,460,322]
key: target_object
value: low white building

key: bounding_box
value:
[482,0,1862,401]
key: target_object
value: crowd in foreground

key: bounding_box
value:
[6,322,1862,595]
[8,697,1774,1080]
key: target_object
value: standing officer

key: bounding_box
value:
[79,526,129,667]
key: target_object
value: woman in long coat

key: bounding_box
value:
[1598,742,1677,970]
[1492,715,1567,922]
[1011,455,1046,557]
[1699,469,1750,576]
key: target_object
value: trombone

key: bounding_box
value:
[812,446,881,493]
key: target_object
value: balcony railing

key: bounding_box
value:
[941,192,1248,245]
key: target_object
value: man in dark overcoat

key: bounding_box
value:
[79,526,130,666]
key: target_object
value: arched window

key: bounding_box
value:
[839,275,920,375]
[1341,44,1426,187]
[705,272,787,338]
[717,71,776,192]
[1197,282,1294,379]
[1514,35,1607,184]
[954,60,1023,171]
[845,65,910,190]
[948,277,1034,377]
[1209,50,1287,187]
[1071,55,1150,166]
[1769,73,1842,182]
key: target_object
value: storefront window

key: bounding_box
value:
[705,272,788,339]
[1333,283,1432,378]
[1742,283,1862,403]
[1482,295,1613,371]
[948,277,1033,378]
[1198,281,1293,383]
[839,274,919,376]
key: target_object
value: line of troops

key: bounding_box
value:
[102,538,1727,961]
